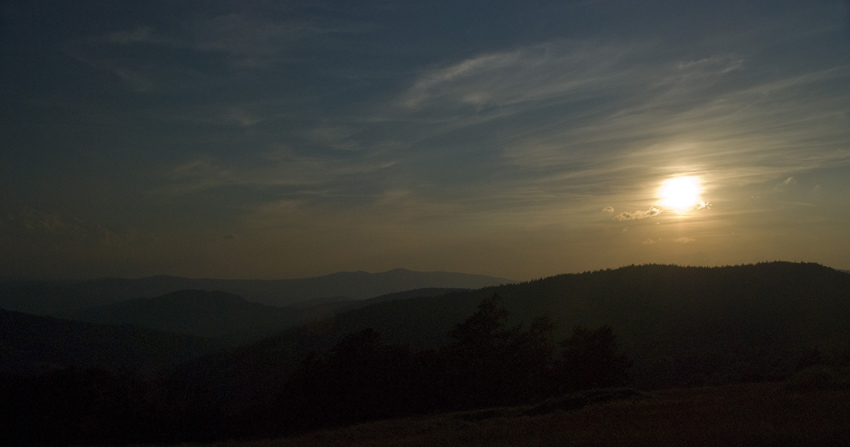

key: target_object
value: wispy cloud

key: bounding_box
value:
[161,149,396,197]
[392,39,850,197]
[0,208,120,245]
[186,13,368,67]
[399,40,638,114]
[613,207,662,221]
[65,12,369,93]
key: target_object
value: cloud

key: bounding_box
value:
[775,176,798,192]
[101,64,156,92]
[642,239,657,245]
[98,14,367,68]
[0,208,119,244]
[161,149,396,196]
[480,46,850,192]
[390,40,847,217]
[675,237,696,243]
[613,207,662,221]
[399,40,638,113]
[223,108,259,127]
[65,12,370,94]
[675,54,744,74]
[601,206,614,213]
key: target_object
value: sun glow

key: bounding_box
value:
[660,176,701,211]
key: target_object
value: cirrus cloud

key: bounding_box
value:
[613,207,662,221]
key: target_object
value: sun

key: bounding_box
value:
[660,176,701,211]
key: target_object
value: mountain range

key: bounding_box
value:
[4,262,849,390]
[0,268,513,315]
[0,269,505,374]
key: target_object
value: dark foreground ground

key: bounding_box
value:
[170,375,850,447]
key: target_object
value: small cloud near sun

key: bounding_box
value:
[776,176,797,191]
[602,206,614,213]
[613,207,661,221]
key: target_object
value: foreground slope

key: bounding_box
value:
[187,381,850,447]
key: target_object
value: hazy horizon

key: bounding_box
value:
[3,262,848,284]
[3,1,849,281]
[0,266,520,282]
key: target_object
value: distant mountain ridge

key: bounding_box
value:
[0,268,513,315]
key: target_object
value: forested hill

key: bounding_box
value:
[183,262,850,397]
[337,262,850,387]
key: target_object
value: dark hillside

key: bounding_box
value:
[336,262,850,388]
[61,289,466,346]
[61,290,304,345]
[0,309,222,375]
[180,262,850,400]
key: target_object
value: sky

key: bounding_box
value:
[1,0,849,281]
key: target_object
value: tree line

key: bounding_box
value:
[259,294,631,436]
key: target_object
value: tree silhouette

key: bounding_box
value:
[509,316,558,400]
[556,325,631,391]
[276,328,424,431]
[449,293,515,349]
[445,294,559,406]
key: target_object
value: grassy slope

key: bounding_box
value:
[179,381,850,447]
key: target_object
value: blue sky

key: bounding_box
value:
[2,0,849,280]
